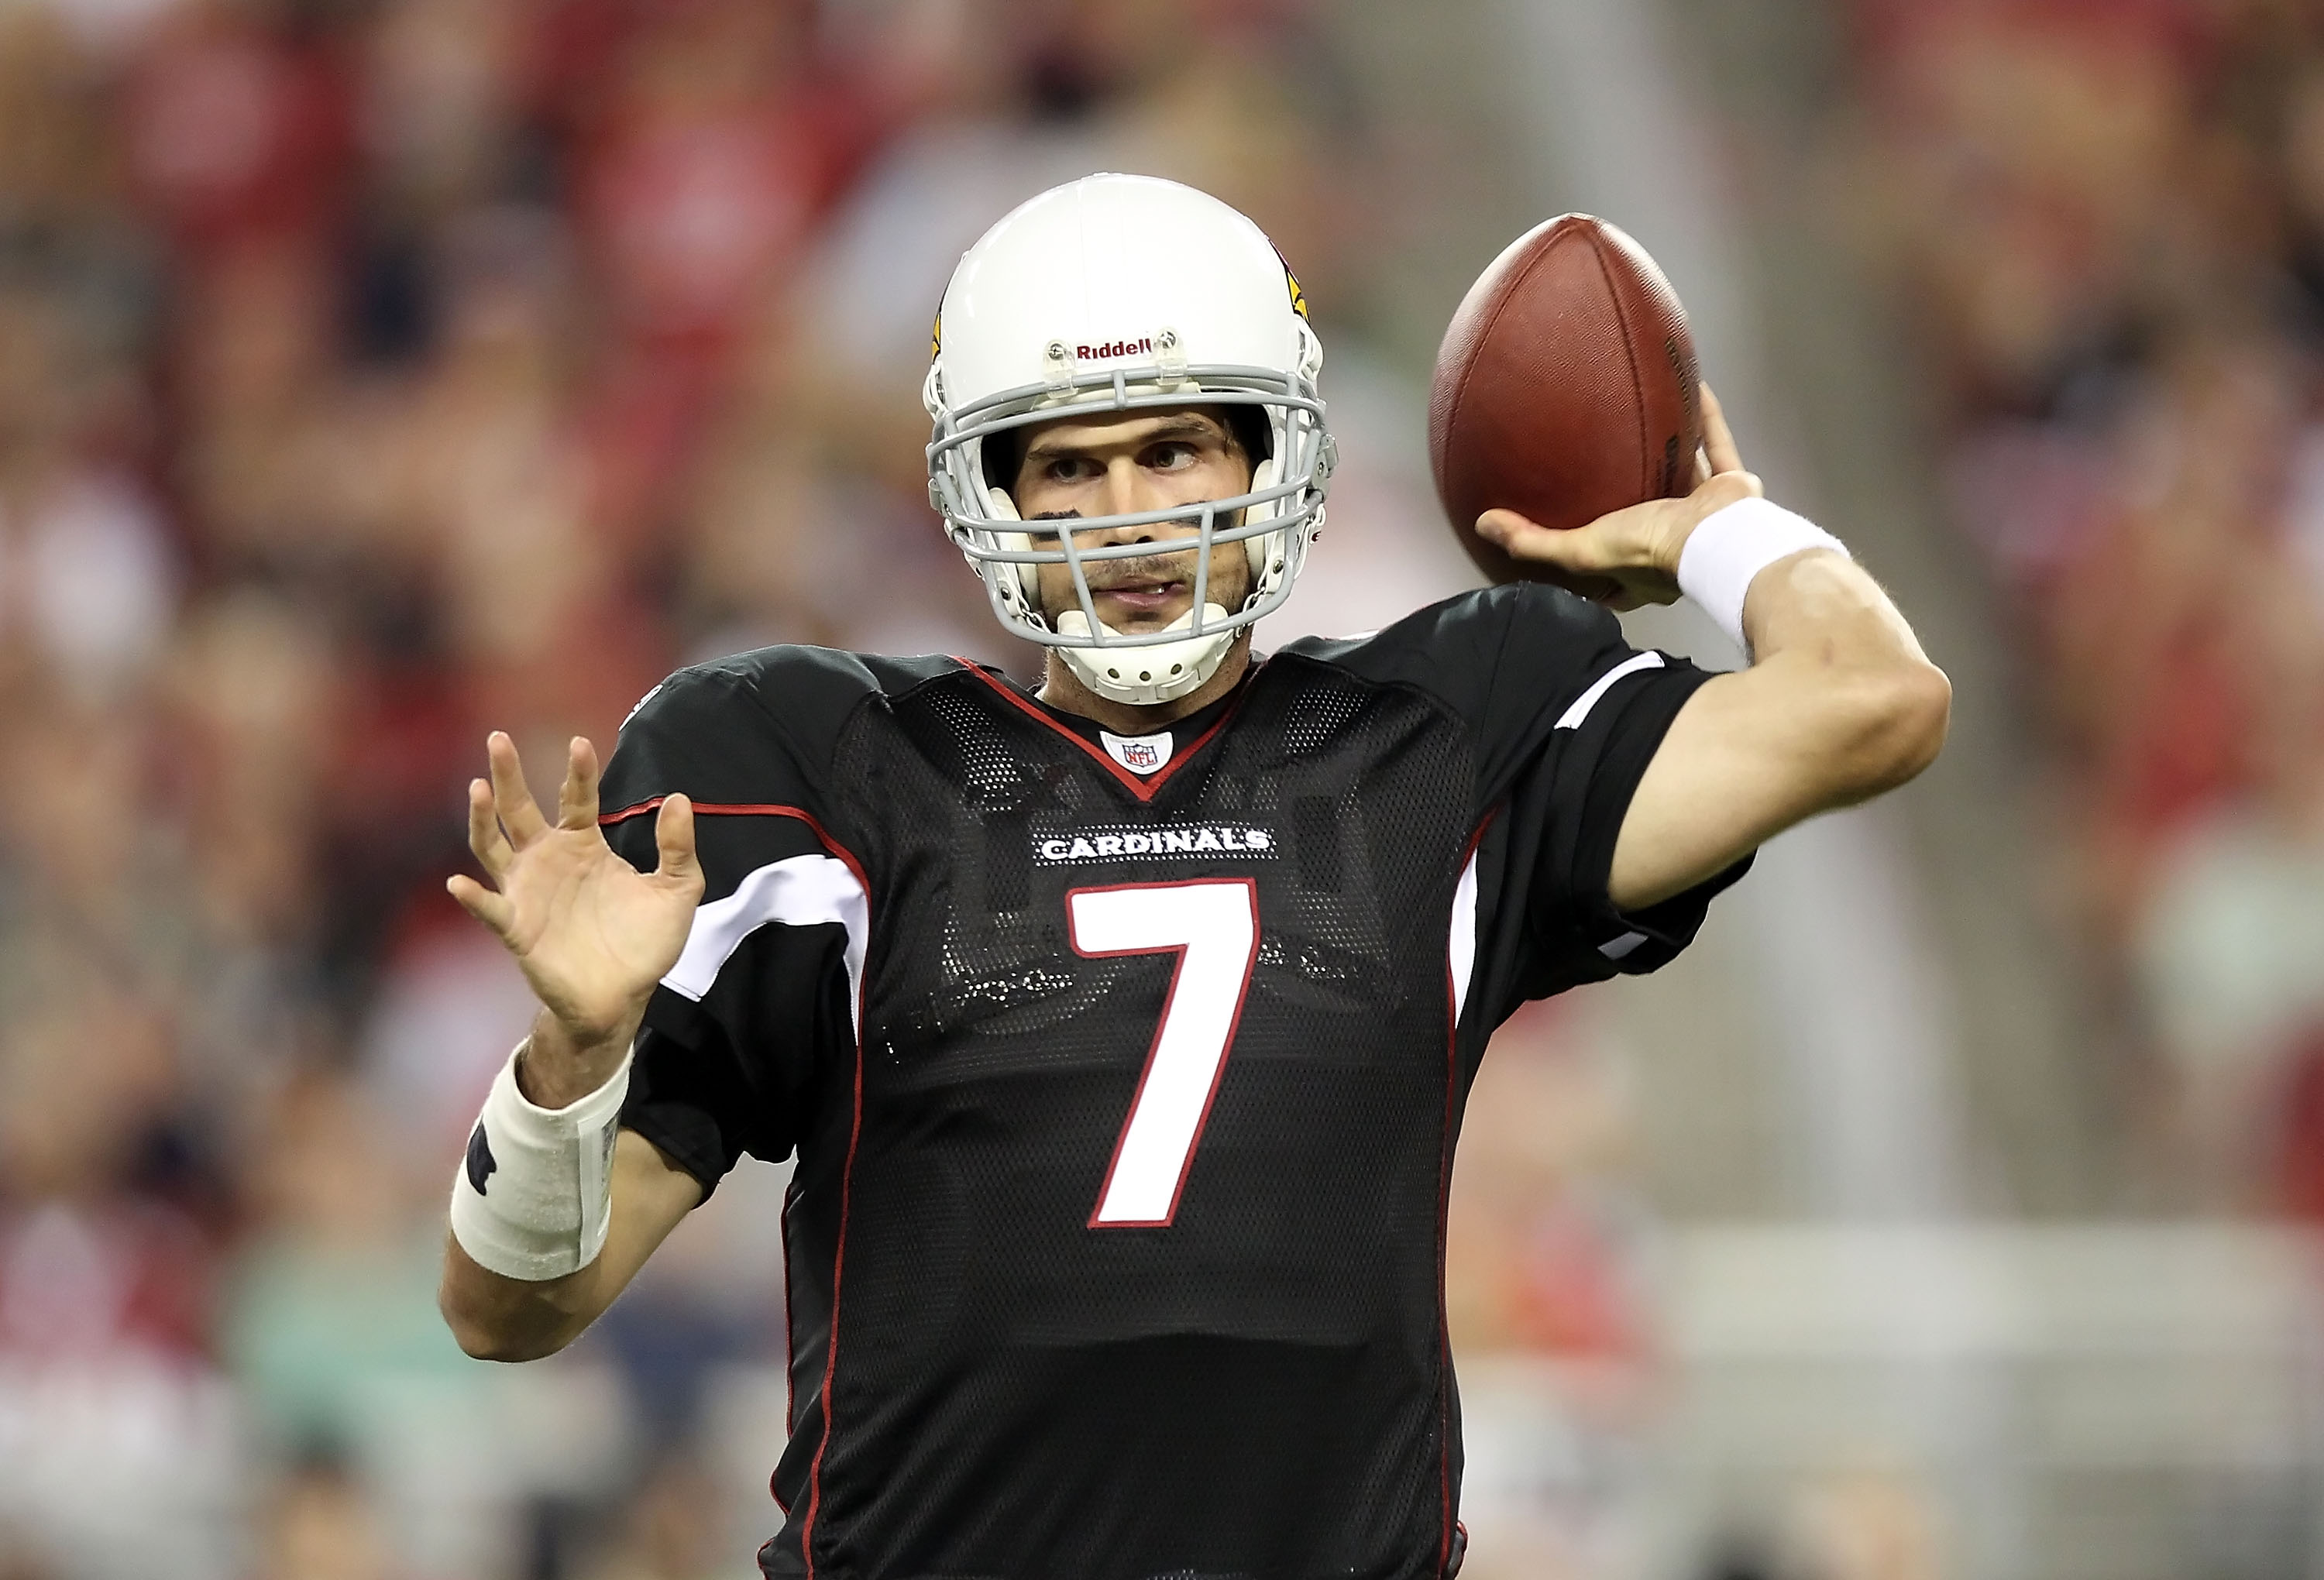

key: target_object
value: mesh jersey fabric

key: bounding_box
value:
[596,584,1750,1580]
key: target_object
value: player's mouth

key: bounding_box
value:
[1094,576,1187,614]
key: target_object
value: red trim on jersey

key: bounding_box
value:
[597,795,849,850]
[783,823,873,1579]
[798,1021,865,1576]
[951,658,1246,802]
[1067,878,1263,1228]
[1436,813,1494,1576]
[601,790,870,1566]
[771,1180,800,1516]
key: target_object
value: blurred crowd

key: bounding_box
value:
[37,0,2275,1571]
[1841,0,2324,1213]
[0,0,1305,1572]
[0,0,1642,1576]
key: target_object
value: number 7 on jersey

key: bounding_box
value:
[1068,879,1261,1228]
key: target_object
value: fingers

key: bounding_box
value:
[556,737,602,831]
[655,793,702,891]
[1700,383,1746,476]
[1477,503,1684,610]
[486,731,550,847]
[446,873,514,938]
[468,777,514,880]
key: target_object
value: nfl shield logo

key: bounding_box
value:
[1101,729,1175,776]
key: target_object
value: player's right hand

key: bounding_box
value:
[448,732,703,1053]
[1475,382,1764,610]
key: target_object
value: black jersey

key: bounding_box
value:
[600,584,1747,1580]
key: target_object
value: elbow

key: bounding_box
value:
[449,1331,558,1365]
[442,1312,566,1365]
[1834,658,1952,799]
[438,1282,572,1365]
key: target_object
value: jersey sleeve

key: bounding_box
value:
[1468,584,1751,1011]
[597,657,866,1197]
[1297,583,1750,1024]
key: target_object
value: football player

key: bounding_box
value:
[438,175,1948,1579]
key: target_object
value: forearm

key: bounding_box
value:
[1607,530,1949,912]
[439,1032,631,1362]
[468,999,648,1335]
[439,1010,687,1362]
[1739,547,1951,800]
[439,1230,614,1362]
[440,1127,703,1361]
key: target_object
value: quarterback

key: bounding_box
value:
[439,176,1948,1578]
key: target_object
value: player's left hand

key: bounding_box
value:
[1475,383,1762,612]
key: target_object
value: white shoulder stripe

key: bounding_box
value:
[663,854,868,1031]
[1555,651,1666,730]
[1449,847,1480,1025]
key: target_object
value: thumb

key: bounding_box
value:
[1477,508,1618,573]
[446,873,515,940]
[655,793,702,891]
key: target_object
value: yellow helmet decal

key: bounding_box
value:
[1285,268,1308,321]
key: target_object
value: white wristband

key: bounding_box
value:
[1676,496,1850,655]
[449,1040,632,1281]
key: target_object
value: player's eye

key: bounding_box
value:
[1148,441,1198,470]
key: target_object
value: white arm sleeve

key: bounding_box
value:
[449,1042,632,1282]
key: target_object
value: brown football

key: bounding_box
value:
[1428,215,1701,594]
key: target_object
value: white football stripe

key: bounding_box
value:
[1449,847,1480,1026]
[1555,651,1666,730]
[664,854,868,1031]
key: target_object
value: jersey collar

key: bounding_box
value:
[953,659,1257,802]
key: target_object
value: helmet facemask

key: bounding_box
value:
[925,323,1332,706]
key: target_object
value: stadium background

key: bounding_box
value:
[1,0,2320,1575]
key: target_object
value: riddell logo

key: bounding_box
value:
[1077,337,1154,361]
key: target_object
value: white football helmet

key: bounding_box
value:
[925,173,1332,706]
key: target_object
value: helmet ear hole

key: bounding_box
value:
[980,427,1026,503]
[1225,404,1272,470]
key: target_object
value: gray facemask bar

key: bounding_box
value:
[927,361,1330,651]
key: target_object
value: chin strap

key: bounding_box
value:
[1055,604,1237,706]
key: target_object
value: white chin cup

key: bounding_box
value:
[1056,604,1236,706]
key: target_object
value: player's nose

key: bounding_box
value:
[1095,457,1162,527]
[1095,459,1207,538]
